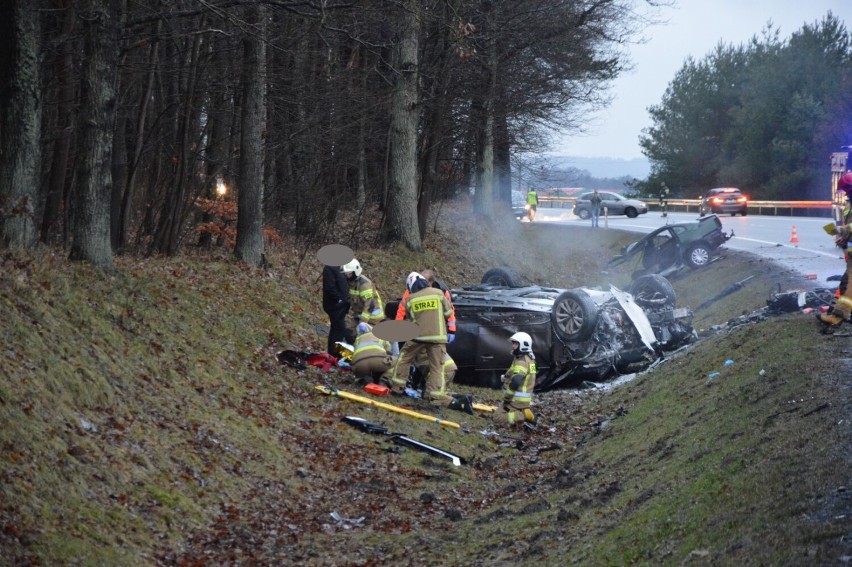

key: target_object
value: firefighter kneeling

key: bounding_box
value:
[492,332,537,427]
[351,322,395,385]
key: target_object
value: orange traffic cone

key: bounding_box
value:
[790,225,800,246]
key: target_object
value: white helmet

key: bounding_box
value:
[406,271,423,290]
[341,259,362,278]
[509,331,533,354]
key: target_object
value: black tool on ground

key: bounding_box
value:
[695,275,755,312]
[342,416,464,466]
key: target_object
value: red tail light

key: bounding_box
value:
[710,197,724,204]
[736,196,747,203]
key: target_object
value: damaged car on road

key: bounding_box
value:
[389,269,696,391]
[608,214,733,280]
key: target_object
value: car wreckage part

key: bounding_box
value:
[628,274,676,308]
[551,290,598,341]
[481,267,522,287]
[342,416,463,466]
[315,385,461,429]
[684,242,712,269]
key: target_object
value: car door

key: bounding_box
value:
[600,192,623,214]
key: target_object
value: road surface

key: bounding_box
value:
[531,208,846,286]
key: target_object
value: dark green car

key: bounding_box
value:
[609,214,733,279]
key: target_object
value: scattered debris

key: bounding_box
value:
[316,385,461,429]
[341,416,464,466]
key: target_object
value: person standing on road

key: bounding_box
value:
[819,173,852,328]
[492,331,538,427]
[322,263,352,356]
[659,182,671,217]
[526,189,539,222]
[589,190,603,228]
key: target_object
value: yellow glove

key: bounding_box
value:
[823,222,838,236]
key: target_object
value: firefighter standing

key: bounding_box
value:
[819,173,852,328]
[395,268,457,338]
[342,259,386,338]
[390,273,454,407]
[492,331,537,427]
[659,182,671,217]
[351,322,395,385]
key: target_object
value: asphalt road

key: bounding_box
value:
[532,208,847,286]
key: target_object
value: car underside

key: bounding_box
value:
[440,269,696,391]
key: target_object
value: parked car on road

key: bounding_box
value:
[573,191,648,219]
[388,268,695,390]
[511,190,529,220]
[608,214,733,279]
[699,187,748,216]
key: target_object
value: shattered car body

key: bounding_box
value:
[608,214,733,279]
[441,271,695,391]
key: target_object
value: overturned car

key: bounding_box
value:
[433,268,696,391]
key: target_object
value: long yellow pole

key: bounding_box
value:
[314,385,461,429]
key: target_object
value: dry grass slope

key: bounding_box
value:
[1,198,849,566]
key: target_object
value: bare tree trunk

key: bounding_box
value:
[116,19,160,254]
[234,4,266,267]
[40,0,76,245]
[69,0,118,269]
[0,0,41,250]
[473,30,497,220]
[384,0,422,251]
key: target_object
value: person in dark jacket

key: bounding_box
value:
[322,264,353,356]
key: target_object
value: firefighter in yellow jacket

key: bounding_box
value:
[819,173,852,328]
[351,323,395,385]
[492,331,537,426]
[390,273,454,406]
[342,259,385,337]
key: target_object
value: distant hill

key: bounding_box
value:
[547,155,651,179]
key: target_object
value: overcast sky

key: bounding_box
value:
[551,0,852,160]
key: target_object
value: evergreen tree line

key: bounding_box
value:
[0,0,654,268]
[638,12,852,201]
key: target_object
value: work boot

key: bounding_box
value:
[448,394,474,415]
[523,408,537,425]
[818,297,852,327]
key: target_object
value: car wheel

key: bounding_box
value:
[577,208,591,220]
[481,267,522,287]
[741,207,748,216]
[625,207,638,218]
[684,242,712,269]
[629,274,676,308]
[551,290,598,341]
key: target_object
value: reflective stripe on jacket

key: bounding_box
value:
[396,287,456,333]
[353,332,391,362]
[404,287,452,343]
[502,354,536,407]
[349,275,385,325]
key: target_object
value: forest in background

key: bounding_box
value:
[0,0,655,267]
[639,12,852,200]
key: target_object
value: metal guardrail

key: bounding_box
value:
[537,197,835,217]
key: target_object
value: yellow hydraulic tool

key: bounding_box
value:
[315,385,460,429]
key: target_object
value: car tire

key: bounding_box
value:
[741,208,748,216]
[629,274,676,308]
[481,267,522,287]
[551,290,598,341]
[684,242,712,269]
[576,208,591,220]
[625,207,638,218]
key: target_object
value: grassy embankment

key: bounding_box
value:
[1,200,848,565]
